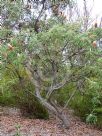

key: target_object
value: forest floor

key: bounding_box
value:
[0,108,102,136]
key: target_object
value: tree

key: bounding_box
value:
[0,0,102,128]
[1,21,102,128]
[0,0,71,33]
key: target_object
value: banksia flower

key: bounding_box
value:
[7,43,14,50]
[92,41,97,47]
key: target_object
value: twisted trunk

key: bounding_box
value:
[25,66,70,128]
[35,88,70,129]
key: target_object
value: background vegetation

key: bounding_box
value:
[0,0,102,128]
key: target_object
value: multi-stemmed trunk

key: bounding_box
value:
[35,87,70,129]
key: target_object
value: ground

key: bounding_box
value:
[0,109,102,136]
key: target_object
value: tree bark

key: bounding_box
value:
[25,66,70,128]
[35,87,70,128]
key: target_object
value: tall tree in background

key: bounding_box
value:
[0,0,71,32]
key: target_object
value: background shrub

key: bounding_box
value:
[0,67,49,119]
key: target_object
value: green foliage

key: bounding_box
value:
[0,0,23,22]
[53,83,76,106]
[0,7,102,127]
[69,87,102,127]
[55,84,102,128]
[86,113,97,124]
[0,67,49,119]
[14,124,21,136]
[19,93,49,119]
[0,28,13,39]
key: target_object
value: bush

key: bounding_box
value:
[69,89,102,128]
[55,82,102,128]
[0,68,49,119]
[16,82,49,119]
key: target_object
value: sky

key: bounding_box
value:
[78,0,102,23]
[92,0,102,20]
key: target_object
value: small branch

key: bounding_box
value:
[34,0,46,32]
[46,74,73,100]
[61,89,77,112]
